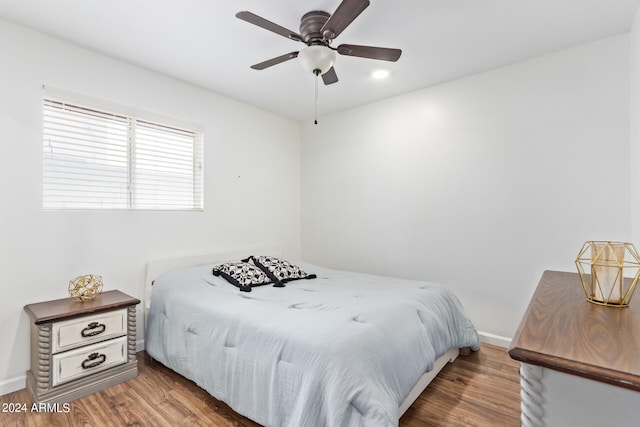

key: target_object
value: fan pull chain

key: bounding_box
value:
[314,69,320,125]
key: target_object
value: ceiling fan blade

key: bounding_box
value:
[320,0,370,40]
[337,44,402,62]
[236,11,303,42]
[322,67,339,85]
[250,52,299,70]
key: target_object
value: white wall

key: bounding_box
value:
[631,7,640,245]
[301,35,631,339]
[0,19,301,394]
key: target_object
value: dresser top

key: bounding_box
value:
[24,290,140,324]
[508,270,640,391]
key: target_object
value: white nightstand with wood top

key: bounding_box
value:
[23,290,139,404]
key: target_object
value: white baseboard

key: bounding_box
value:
[0,375,26,397]
[478,331,512,348]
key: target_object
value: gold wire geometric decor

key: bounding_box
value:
[68,274,103,301]
[575,241,640,307]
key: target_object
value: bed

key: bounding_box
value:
[144,250,479,426]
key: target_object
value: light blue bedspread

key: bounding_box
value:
[146,260,479,426]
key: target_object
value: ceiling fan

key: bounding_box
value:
[236,0,402,85]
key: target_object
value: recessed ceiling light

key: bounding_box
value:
[372,70,390,79]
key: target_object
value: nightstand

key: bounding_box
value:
[23,290,140,404]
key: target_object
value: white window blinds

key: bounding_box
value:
[43,93,203,210]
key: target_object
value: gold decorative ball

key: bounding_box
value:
[68,274,103,301]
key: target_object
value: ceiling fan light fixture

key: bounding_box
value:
[298,45,336,75]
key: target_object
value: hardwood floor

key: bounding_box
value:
[401,344,521,426]
[0,343,520,426]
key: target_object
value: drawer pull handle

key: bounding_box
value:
[81,322,106,337]
[82,352,106,369]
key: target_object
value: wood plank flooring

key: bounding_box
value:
[0,343,520,426]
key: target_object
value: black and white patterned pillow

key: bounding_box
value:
[212,262,273,292]
[243,256,317,286]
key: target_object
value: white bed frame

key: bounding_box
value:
[143,248,460,418]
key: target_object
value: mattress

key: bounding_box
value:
[145,258,479,427]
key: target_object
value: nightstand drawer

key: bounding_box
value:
[52,308,127,353]
[52,336,127,386]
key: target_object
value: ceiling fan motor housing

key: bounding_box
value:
[300,11,332,44]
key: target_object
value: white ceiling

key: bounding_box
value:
[1,0,638,122]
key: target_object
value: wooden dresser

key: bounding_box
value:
[509,270,640,426]
[24,290,139,404]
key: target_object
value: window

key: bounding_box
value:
[42,90,203,210]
